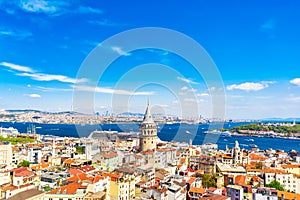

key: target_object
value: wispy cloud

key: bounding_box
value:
[18,0,60,14]
[34,86,72,92]
[261,19,275,31]
[183,98,197,103]
[78,6,102,14]
[10,0,102,16]
[1,61,88,84]
[227,81,275,91]
[181,86,188,91]
[197,93,209,97]
[0,27,32,39]
[0,62,35,73]
[84,40,101,48]
[73,85,154,96]
[177,77,199,84]
[286,96,300,102]
[18,73,88,84]
[111,46,131,56]
[146,48,169,56]
[255,96,272,99]
[290,78,300,86]
[24,93,41,98]
[88,20,119,27]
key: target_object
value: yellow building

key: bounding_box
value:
[281,164,300,175]
[103,171,136,200]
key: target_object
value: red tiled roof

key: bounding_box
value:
[93,175,105,183]
[100,151,118,159]
[67,173,93,182]
[15,170,35,177]
[48,183,87,195]
[189,187,205,194]
[67,168,83,175]
[281,164,300,169]
[235,175,246,185]
[79,165,95,172]
[187,177,196,184]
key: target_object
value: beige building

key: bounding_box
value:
[139,101,157,152]
[0,142,12,167]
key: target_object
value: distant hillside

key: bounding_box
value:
[260,118,300,122]
[5,109,83,115]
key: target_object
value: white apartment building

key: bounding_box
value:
[0,142,12,166]
[264,170,300,194]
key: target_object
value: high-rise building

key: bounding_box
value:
[139,100,157,152]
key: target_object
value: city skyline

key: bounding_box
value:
[1,1,300,119]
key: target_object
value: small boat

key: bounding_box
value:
[221,132,232,137]
[249,144,258,148]
[186,130,191,135]
[224,139,228,141]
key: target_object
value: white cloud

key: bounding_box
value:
[1,61,86,84]
[156,104,169,108]
[188,88,197,93]
[177,77,199,84]
[78,6,102,14]
[0,62,35,73]
[227,81,274,91]
[19,0,59,14]
[181,86,188,91]
[0,27,32,39]
[287,97,300,102]
[88,20,122,27]
[197,93,209,97]
[73,85,154,96]
[261,19,275,31]
[24,93,41,98]
[290,78,300,86]
[111,46,131,56]
[34,86,72,92]
[180,86,197,94]
[18,73,88,84]
[17,1,102,16]
[255,96,271,99]
[183,98,198,103]
[172,100,179,104]
[85,40,101,47]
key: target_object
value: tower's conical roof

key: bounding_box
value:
[142,99,154,123]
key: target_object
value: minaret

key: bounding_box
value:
[139,100,157,152]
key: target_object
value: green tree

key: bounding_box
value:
[255,162,263,170]
[17,160,30,167]
[75,146,84,154]
[202,174,217,188]
[265,180,284,191]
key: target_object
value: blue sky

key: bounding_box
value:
[0,0,300,119]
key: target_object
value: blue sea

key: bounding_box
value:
[0,122,299,151]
